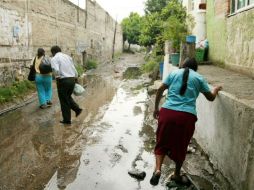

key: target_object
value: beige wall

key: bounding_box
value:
[0,0,123,86]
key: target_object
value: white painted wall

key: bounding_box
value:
[182,0,207,44]
[196,92,254,190]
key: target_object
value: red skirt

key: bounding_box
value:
[155,108,197,162]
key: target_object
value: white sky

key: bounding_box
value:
[68,0,145,21]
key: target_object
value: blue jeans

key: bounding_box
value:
[35,74,52,106]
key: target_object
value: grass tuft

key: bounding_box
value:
[0,80,35,104]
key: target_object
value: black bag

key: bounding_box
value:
[28,58,36,81]
[39,57,52,74]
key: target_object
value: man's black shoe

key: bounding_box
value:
[75,109,83,117]
[60,120,71,125]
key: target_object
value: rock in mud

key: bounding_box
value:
[128,169,146,180]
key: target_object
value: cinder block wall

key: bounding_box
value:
[195,92,254,190]
[0,0,123,86]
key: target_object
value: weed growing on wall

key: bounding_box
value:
[86,59,97,70]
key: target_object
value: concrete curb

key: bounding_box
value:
[0,94,37,117]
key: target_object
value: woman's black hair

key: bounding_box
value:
[37,48,45,58]
[50,45,61,56]
[179,58,198,96]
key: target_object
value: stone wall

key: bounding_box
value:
[0,0,123,86]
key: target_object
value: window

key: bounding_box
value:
[231,0,254,13]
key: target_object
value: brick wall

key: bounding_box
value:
[214,0,230,16]
[0,0,123,86]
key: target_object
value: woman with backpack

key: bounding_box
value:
[150,58,222,186]
[33,48,53,109]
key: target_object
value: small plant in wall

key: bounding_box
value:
[86,59,97,70]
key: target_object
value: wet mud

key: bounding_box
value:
[0,53,232,190]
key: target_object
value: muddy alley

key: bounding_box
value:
[0,54,231,190]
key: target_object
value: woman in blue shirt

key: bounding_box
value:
[150,58,222,186]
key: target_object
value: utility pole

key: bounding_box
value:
[112,17,117,60]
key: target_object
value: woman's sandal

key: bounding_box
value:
[170,173,190,186]
[150,170,161,186]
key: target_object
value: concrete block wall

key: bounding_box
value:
[195,92,254,190]
[0,0,123,86]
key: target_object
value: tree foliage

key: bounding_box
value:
[121,12,142,46]
[121,0,191,53]
[160,0,188,51]
[139,13,162,47]
[160,0,187,21]
[144,0,171,14]
[162,16,187,51]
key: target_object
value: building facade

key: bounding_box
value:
[207,0,253,77]
[182,0,207,44]
[182,0,253,77]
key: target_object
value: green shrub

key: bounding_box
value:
[0,80,35,104]
[141,59,158,73]
[86,59,97,70]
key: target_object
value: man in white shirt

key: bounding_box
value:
[51,45,82,125]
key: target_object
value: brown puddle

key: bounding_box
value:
[44,80,168,190]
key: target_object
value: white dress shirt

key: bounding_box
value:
[51,52,78,79]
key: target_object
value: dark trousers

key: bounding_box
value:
[57,77,80,122]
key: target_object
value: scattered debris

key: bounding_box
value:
[115,144,128,153]
[187,146,196,154]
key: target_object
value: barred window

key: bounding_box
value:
[231,0,254,13]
